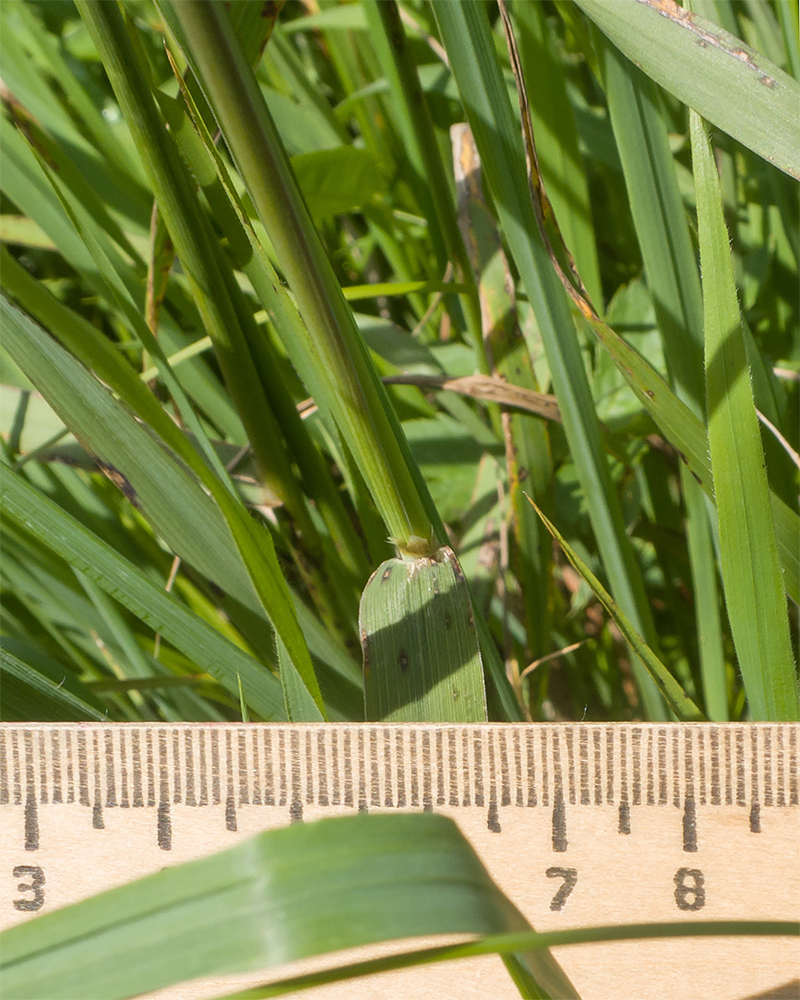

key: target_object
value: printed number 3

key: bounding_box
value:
[13,865,45,912]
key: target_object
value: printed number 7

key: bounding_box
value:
[546,866,577,911]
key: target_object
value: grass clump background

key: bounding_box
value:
[0,0,798,997]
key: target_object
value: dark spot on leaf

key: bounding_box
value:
[644,389,655,399]
[381,566,393,584]
[444,613,452,630]
[95,460,141,508]
[361,630,370,675]
[398,649,409,672]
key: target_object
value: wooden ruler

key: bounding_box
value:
[1,723,798,1000]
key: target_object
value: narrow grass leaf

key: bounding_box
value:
[599,43,728,719]
[434,0,665,718]
[528,499,705,721]
[0,471,286,721]
[574,0,800,179]
[219,921,799,999]
[0,645,106,722]
[0,296,324,717]
[691,111,798,721]
[162,0,438,552]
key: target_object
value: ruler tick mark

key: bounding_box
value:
[172,729,181,805]
[566,726,575,805]
[264,730,274,806]
[157,801,171,850]
[24,792,39,851]
[225,794,237,831]
[51,731,62,805]
[632,728,641,806]
[683,797,697,853]
[593,729,602,806]
[185,731,196,807]
[198,729,208,807]
[618,800,631,835]
[526,729,536,807]
[552,791,567,852]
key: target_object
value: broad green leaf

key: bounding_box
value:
[290,146,385,220]
[574,0,800,179]
[361,546,487,722]
[691,110,798,721]
[0,813,577,1000]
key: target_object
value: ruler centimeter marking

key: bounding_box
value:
[1,723,797,855]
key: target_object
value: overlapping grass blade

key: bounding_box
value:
[433,0,665,719]
[0,295,325,719]
[598,41,728,719]
[160,0,438,554]
[0,812,577,1000]
[0,645,106,723]
[574,0,800,179]
[691,111,798,721]
[222,921,798,999]
[528,500,704,721]
[0,471,286,721]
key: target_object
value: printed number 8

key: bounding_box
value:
[674,867,705,911]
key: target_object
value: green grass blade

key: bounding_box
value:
[0,470,287,721]
[161,0,439,554]
[0,645,105,722]
[574,0,800,179]
[0,813,580,1000]
[362,1,487,370]
[75,0,322,549]
[220,920,798,999]
[599,44,728,719]
[529,499,705,721]
[155,75,369,588]
[434,0,665,719]
[360,546,487,722]
[691,110,798,721]
[0,295,324,718]
[513,1,602,307]
[452,123,553,664]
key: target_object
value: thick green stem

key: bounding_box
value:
[166,0,437,553]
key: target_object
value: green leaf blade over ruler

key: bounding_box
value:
[691,111,798,721]
[0,813,578,1000]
